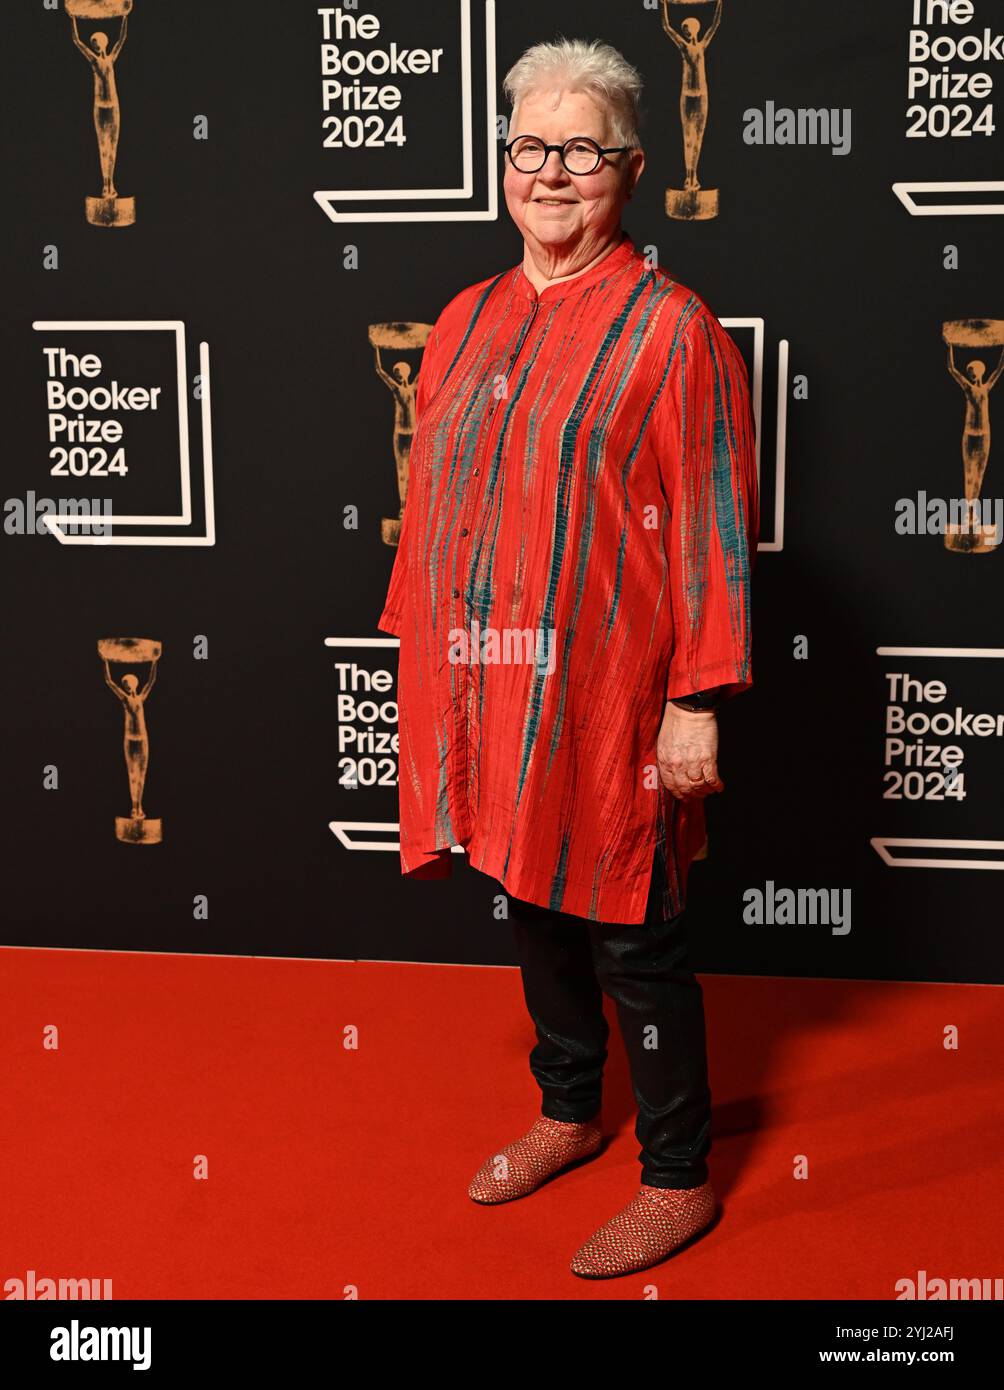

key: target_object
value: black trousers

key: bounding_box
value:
[503,848,711,1190]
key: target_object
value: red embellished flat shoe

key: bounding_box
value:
[468,1115,603,1204]
[570,1180,719,1278]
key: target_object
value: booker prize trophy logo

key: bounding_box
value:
[370,321,432,546]
[661,0,723,221]
[944,318,1003,553]
[65,0,136,227]
[98,637,161,843]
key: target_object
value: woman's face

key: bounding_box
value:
[504,88,643,261]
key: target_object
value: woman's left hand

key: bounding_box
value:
[656,703,724,799]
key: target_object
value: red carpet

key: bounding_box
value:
[1,948,1000,1300]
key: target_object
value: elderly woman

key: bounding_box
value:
[377,37,758,1279]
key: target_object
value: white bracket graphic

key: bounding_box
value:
[313,0,498,224]
[31,320,215,547]
[872,645,1004,869]
[876,646,1004,659]
[892,180,1004,216]
[329,819,465,855]
[724,319,787,552]
[870,838,1004,870]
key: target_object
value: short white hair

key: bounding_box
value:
[503,37,644,148]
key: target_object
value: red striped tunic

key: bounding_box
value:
[377,231,759,924]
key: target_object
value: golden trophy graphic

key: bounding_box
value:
[66,0,135,227]
[943,319,1004,554]
[370,321,432,545]
[98,637,162,843]
[661,0,723,221]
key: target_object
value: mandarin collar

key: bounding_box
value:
[517,232,637,304]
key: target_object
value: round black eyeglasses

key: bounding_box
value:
[504,135,630,176]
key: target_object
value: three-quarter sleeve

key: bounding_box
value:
[656,306,760,702]
[376,321,443,637]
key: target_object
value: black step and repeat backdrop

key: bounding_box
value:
[3,0,1002,980]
